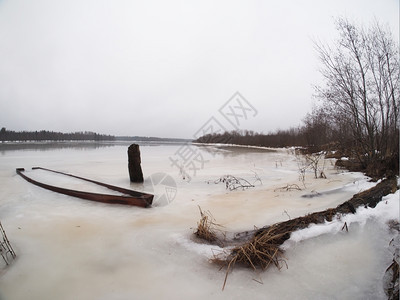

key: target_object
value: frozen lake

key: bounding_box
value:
[0,141,397,299]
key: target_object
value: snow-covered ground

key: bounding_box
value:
[0,142,397,299]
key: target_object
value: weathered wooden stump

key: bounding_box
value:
[128,144,144,183]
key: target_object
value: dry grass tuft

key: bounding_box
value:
[385,259,399,300]
[194,206,221,243]
[214,209,342,290]
[215,225,289,290]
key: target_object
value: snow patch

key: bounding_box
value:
[171,233,226,259]
[282,190,399,250]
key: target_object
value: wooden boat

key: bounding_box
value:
[16,167,153,208]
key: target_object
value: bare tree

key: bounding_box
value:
[306,152,327,179]
[295,149,308,187]
[314,18,399,167]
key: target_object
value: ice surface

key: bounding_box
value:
[0,142,397,299]
[282,190,400,248]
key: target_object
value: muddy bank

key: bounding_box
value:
[334,153,399,181]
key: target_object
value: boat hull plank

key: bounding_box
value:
[16,168,153,208]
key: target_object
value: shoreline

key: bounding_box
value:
[192,142,280,152]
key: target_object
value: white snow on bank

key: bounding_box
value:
[171,233,225,258]
[302,176,379,198]
[173,187,399,262]
[282,190,399,250]
[192,142,277,151]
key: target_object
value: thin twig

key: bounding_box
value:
[0,221,16,266]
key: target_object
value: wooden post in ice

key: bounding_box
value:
[128,144,144,183]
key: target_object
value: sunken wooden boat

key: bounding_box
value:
[16,167,153,208]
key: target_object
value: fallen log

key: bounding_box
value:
[211,176,398,290]
[250,177,398,238]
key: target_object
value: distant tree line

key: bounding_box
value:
[0,128,115,142]
[196,18,399,178]
[194,126,331,150]
[115,136,192,143]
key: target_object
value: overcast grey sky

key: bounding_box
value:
[0,0,398,138]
